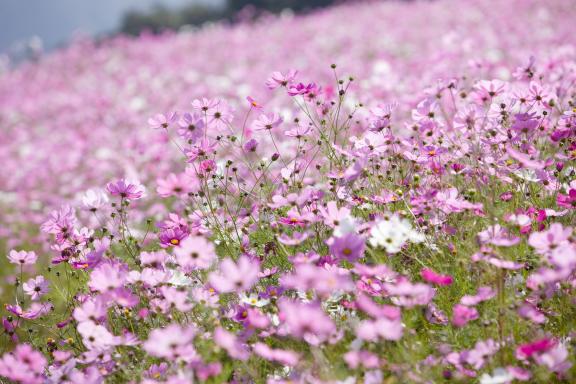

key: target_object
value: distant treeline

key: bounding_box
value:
[120,0,344,35]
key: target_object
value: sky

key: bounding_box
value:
[0,0,225,54]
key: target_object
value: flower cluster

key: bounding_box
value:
[1,0,576,383]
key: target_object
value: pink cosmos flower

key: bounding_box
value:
[356,317,403,341]
[7,250,38,265]
[208,256,260,293]
[158,286,193,312]
[106,179,145,200]
[191,97,219,112]
[511,112,539,134]
[343,350,380,369]
[278,299,336,344]
[77,321,118,351]
[452,304,479,327]
[0,344,47,384]
[173,235,216,270]
[265,70,298,89]
[2,318,18,343]
[214,327,250,361]
[278,231,309,245]
[206,100,234,130]
[474,79,507,101]
[528,81,551,107]
[199,159,217,175]
[158,227,189,248]
[518,302,546,324]
[318,201,351,228]
[88,262,127,292]
[253,343,300,366]
[23,276,49,300]
[148,112,177,129]
[156,172,196,198]
[328,233,365,262]
[252,112,283,131]
[143,324,198,362]
[477,225,520,247]
[506,145,546,170]
[81,188,109,212]
[385,280,435,307]
[534,343,572,373]
[356,294,401,320]
[549,242,576,269]
[246,96,263,109]
[460,286,496,306]
[281,263,354,297]
[278,208,314,227]
[528,223,572,255]
[40,205,77,236]
[6,302,53,320]
[73,297,108,324]
[177,112,205,142]
[285,122,312,139]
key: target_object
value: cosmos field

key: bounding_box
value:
[0,0,575,382]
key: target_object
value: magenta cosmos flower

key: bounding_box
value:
[106,179,145,200]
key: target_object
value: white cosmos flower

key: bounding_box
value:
[369,214,424,253]
[479,368,513,384]
[333,215,358,237]
[168,269,195,287]
[240,293,270,307]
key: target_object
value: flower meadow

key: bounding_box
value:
[1,0,576,382]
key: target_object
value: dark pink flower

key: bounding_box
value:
[420,268,453,286]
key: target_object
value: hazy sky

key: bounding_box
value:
[0,0,225,53]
